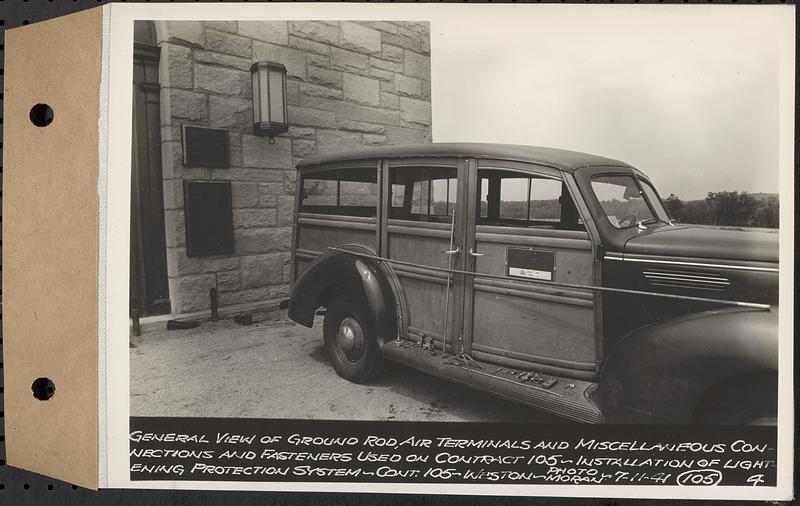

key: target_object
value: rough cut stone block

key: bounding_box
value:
[163,179,184,210]
[421,79,431,100]
[404,50,431,80]
[231,182,260,208]
[177,253,240,276]
[205,21,237,33]
[216,269,242,292]
[363,134,386,146]
[238,21,288,45]
[288,106,336,129]
[289,21,339,45]
[233,208,278,229]
[397,21,429,34]
[241,253,284,288]
[173,273,216,312]
[317,129,364,153]
[252,41,306,79]
[382,44,404,63]
[166,89,208,122]
[343,73,380,106]
[235,227,292,255]
[300,83,343,100]
[221,168,284,182]
[270,284,290,298]
[334,101,400,126]
[193,50,250,72]
[381,31,424,54]
[369,67,393,83]
[395,75,421,97]
[259,182,281,207]
[336,119,385,134]
[386,126,425,145]
[219,286,272,307]
[288,36,329,56]
[209,96,252,130]
[205,29,252,57]
[381,92,400,110]
[287,126,316,139]
[340,22,382,55]
[242,135,292,169]
[195,65,244,95]
[358,21,399,35]
[306,66,342,88]
[163,209,180,248]
[292,139,317,159]
[331,47,369,73]
[162,43,193,89]
[400,97,432,126]
[369,57,403,74]
[284,172,297,194]
[160,21,204,46]
[277,195,295,226]
[229,143,243,169]
[380,80,395,94]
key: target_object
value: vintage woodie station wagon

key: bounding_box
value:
[286,143,779,425]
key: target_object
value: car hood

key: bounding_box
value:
[623,225,778,264]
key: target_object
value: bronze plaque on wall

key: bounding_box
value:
[182,125,230,168]
[183,180,234,257]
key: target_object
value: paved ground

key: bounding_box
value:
[130,307,560,422]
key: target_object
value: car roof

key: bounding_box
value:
[295,142,633,172]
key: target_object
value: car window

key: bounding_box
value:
[639,179,671,223]
[301,167,378,217]
[389,166,457,223]
[477,169,581,230]
[591,175,655,228]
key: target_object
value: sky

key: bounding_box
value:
[429,6,793,200]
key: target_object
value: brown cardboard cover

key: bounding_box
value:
[2,7,103,489]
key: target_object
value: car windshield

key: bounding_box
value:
[590,174,670,229]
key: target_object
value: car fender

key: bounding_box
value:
[288,245,402,347]
[598,306,778,424]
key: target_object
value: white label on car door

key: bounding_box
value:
[508,267,552,281]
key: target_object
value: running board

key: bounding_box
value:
[382,342,602,424]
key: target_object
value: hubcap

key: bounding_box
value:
[336,317,364,363]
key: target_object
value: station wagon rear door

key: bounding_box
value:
[462,160,598,380]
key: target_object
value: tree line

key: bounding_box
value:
[664,191,779,228]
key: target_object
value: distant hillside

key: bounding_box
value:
[664,191,778,229]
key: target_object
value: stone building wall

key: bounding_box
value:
[154,20,432,314]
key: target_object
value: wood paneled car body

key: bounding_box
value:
[287,143,779,424]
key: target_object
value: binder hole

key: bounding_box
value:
[31,377,56,400]
[29,104,54,127]
[23,484,29,490]
[48,484,54,490]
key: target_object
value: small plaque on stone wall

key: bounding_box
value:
[182,125,230,168]
[183,180,234,257]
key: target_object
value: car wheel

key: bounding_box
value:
[694,374,777,426]
[323,297,383,384]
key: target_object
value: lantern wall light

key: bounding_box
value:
[250,61,289,143]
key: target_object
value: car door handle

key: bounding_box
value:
[468,248,484,257]
[442,246,461,255]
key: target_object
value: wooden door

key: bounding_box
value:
[384,159,468,353]
[130,44,170,316]
[462,160,598,380]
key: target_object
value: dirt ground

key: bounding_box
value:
[130,306,560,422]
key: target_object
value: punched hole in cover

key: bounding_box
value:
[29,103,54,127]
[31,377,56,400]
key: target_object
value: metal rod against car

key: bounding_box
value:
[442,210,456,357]
[327,247,772,310]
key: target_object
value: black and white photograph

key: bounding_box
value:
[116,4,793,497]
